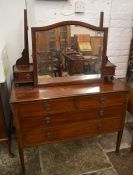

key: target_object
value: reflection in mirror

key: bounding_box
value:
[36,25,104,82]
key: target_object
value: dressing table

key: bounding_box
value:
[10,11,129,173]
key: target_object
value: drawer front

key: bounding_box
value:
[20,105,124,130]
[103,67,115,75]
[22,117,122,146]
[15,72,33,83]
[77,93,126,109]
[19,98,74,117]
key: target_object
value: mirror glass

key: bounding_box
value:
[35,25,104,84]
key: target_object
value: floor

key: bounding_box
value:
[0,112,133,175]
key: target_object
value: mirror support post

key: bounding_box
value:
[99,12,104,29]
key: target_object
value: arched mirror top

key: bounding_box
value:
[32,20,107,32]
[32,17,108,87]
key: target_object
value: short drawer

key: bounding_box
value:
[77,93,126,109]
[15,72,33,83]
[20,105,124,130]
[19,98,74,117]
[22,117,122,147]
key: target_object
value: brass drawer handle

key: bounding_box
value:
[25,73,31,79]
[97,123,103,130]
[44,116,51,124]
[45,131,52,139]
[99,109,104,117]
[99,97,105,104]
[44,103,51,111]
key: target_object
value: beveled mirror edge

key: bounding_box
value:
[31,20,108,87]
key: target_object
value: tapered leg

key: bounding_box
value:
[7,138,15,158]
[130,137,133,153]
[18,144,25,174]
[115,130,123,153]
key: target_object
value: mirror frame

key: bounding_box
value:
[31,20,108,87]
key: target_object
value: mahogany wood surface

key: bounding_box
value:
[11,11,128,173]
[10,78,129,173]
[14,65,33,73]
[19,105,123,129]
[13,64,33,85]
[21,117,122,147]
[10,79,128,102]
[99,12,104,28]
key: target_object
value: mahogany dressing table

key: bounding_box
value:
[10,11,129,173]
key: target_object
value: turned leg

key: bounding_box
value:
[130,137,133,153]
[115,130,123,153]
[18,144,25,174]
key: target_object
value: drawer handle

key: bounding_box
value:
[44,103,51,111]
[99,110,104,117]
[45,131,52,139]
[25,73,31,79]
[99,97,105,104]
[97,123,103,130]
[44,116,51,124]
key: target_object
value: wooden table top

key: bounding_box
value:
[10,79,130,103]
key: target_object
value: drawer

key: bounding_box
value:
[77,93,126,109]
[103,67,115,75]
[22,117,122,146]
[20,105,124,130]
[19,98,74,117]
[14,72,33,83]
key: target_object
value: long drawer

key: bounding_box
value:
[77,93,126,109]
[19,93,126,118]
[22,117,122,147]
[19,98,74,116]
[20,105,124,130]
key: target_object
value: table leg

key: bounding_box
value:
[130,137,133,153]
[7,138,15,158]
[18,144,25,174]
[115,130,123,153]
